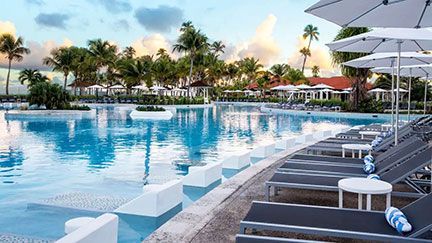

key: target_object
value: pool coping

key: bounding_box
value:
[143,130,333,243]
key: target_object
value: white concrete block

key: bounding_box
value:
[250,143,276,158]
[296,133,314,144]
[275,138,296,150]
[65,217,95,234]
[56,213,118,243]
[114,180,183,217]
[222,152,251,170]
[183,163,222,187]
[314,130,333,140]
[129,110,173,120]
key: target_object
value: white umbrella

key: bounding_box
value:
[234,90,243,93]
[280,85,299,91]
[373,65,431,117]
[88,84,105,89]
[296,84,313,89]
[270,85,287,91]
[305,0,432,28]
[327,28,432,145]
[223,90,233,93]
[343,51,432,127]
[109,84,125,89]
[313,83,334,89]
[150,86,166,91]
[132,84,149,91]
[368,88,387,93]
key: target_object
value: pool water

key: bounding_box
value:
[0,105,387,242]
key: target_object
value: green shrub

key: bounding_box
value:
[28,82,70,109]
[65,105,91,111]
[357,98,384,113]
[136,106,166,112]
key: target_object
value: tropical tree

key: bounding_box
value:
[18,69,48,88]
[122,46,136,59]
[374,74,392,89]
[118,58,152,92]
[312,65,320,77]
[238,57,263,83]
[43,47,74,90]
[301,25,319,73]
[211,41,225,56]
[299,47,311,70]
[224,63,240,86]
[284,68,306,84]
[331,27,370,110]
[173,22,209,96]
[87,39,118,85]
[0,34,30,95]
[270,64,289,79]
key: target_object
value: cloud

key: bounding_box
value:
[0,20,16,36]
[134,5,183,32]
[220,14,281,67]
[94,0,132,13]
[287,36,338,77]
[35,13,70,29]
[114,19,129,31]
[131,34,173,57]
[0,39,73,71]
[26,0,44,5]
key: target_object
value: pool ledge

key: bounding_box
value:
[143,130,330,243]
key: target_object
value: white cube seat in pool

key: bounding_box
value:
[275,138,296,150]
[57,213,118,243]
[65,217,96,234]
[183,162,222,187]
[114,180,183,217]
[250,143,276,158]
[222,152,251,170]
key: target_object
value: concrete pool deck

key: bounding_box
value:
[144,133,329,243]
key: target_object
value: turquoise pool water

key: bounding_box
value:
[0,105,388,242]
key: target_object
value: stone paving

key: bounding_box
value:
[0,233,53,243]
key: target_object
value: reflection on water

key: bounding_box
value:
[0,105,387,241]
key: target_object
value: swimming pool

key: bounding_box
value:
[0,105,388,242]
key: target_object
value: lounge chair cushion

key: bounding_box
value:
[371,137,383,149]
[385,207,412,233]
[363,155,375,164]
[367,174,380,180]
[363,162,375,174]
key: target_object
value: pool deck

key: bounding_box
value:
[144,134,326,243]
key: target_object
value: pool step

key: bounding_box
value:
[0,233,53,243]
[29,192,133,212]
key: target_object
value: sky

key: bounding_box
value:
[0,0,343,85]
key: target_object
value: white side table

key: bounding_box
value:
[359,131,381,139]
[342,144,372,158]
[338,178,392,211]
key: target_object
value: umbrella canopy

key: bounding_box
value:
[296,84,313,89]
[368,88,387,93]
[234,90,243,93]
[108,84,125,89]
[87,84,105,89]
[313,83,334,89]
[150,86,166,91]
[132,84,149,90]
[270,85,286,91]
[305,0,432,28]
[320,88,334,92]
[327,28,432,53]
[171,88,186,92]
[343,52,432,68]
[223,90,233,93]
[372,65,432,77]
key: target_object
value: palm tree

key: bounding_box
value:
[284,68,306,84]
[180,21,193,32]
[18,69,48,88]
[211,41,225,56]
[173,23,209,96]
[331,27,370,110]
[301,25,319,73]
[270,64,289,79]
[88,39,118,85]
[43,47,74,90]
[118,58,152,92]
[238,57,263,83]
[122,46,135,59]
[224,63,239,86]
[0,34,30,95]
[299,47,311,64]
[312,65,320,77]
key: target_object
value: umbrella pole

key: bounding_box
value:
[395,42,401,146]
[425,75,429,115]
[391,61,395,130]
[408,69,412,122]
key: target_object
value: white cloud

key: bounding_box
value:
[287,36,339,77]
[131,34,172,57]
[0,20,16,36]
[221,14,281,67]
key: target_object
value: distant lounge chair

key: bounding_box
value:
[240,194,432,243]
[265,146,432,201]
